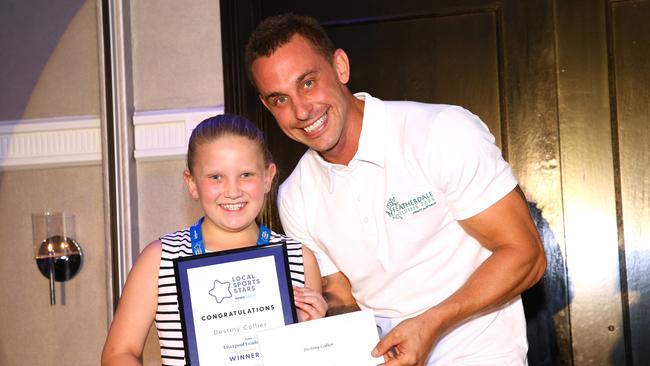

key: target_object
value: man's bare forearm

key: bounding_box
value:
[322,272,360,316]
[326,303,361,316]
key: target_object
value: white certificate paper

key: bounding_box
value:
[258,310,382,366]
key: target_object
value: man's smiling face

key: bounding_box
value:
[252,34,357,164]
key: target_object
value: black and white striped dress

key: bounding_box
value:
[155,227,306,365]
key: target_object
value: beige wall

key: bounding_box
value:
[131,0,223,111]
[22,0,101,120]
[0,1,108,365]
[0,166,107,366]
[0,0,223,365]
[137,160,202,249]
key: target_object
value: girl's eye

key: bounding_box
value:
[210,175,222,180]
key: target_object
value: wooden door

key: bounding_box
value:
[220,1,650,364]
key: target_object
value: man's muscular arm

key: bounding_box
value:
[322,272,360,316]
[372,187,546,366]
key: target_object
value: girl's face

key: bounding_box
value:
[184,134,276,237]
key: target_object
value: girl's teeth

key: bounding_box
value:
[222,203,244,210]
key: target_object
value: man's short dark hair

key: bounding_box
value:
[245,13,336,87]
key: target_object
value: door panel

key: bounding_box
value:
[327,11,502,144]
[555,0,623,364]
[263,0,501,22]
[611,1,650,365]
[502,2,569,363]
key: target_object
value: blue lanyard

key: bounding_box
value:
[190,217,271,255]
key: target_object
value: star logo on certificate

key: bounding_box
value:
[208,280,232,303]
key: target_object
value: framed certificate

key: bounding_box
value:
[174,243,297,366]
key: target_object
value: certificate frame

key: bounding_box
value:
[174,243,297,365]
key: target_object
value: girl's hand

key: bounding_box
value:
[293,286,328,321]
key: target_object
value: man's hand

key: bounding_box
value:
[294,286,328,321]
[371,312,439,366]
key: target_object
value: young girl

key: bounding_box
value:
[102,114,327,366]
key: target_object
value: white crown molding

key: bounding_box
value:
[0,116,102,171]
[133,106,224,161]
[0,106,224,170]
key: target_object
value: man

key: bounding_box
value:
[245,13,546,366]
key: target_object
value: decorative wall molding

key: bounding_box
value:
[0,116,102,170]
[0,106,224,170]
[133,106,223,161]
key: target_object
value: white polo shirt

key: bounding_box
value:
[278,93,528,364]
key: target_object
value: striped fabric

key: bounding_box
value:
[155,227,305,365]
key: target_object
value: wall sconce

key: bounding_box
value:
[31,212,83,305]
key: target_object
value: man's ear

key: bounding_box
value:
[332,48,351,84]
[183,169,199,201]
[258,94,271,111]
[264,163,277,193]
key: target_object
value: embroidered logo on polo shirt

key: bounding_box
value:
[385,192,437,219]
